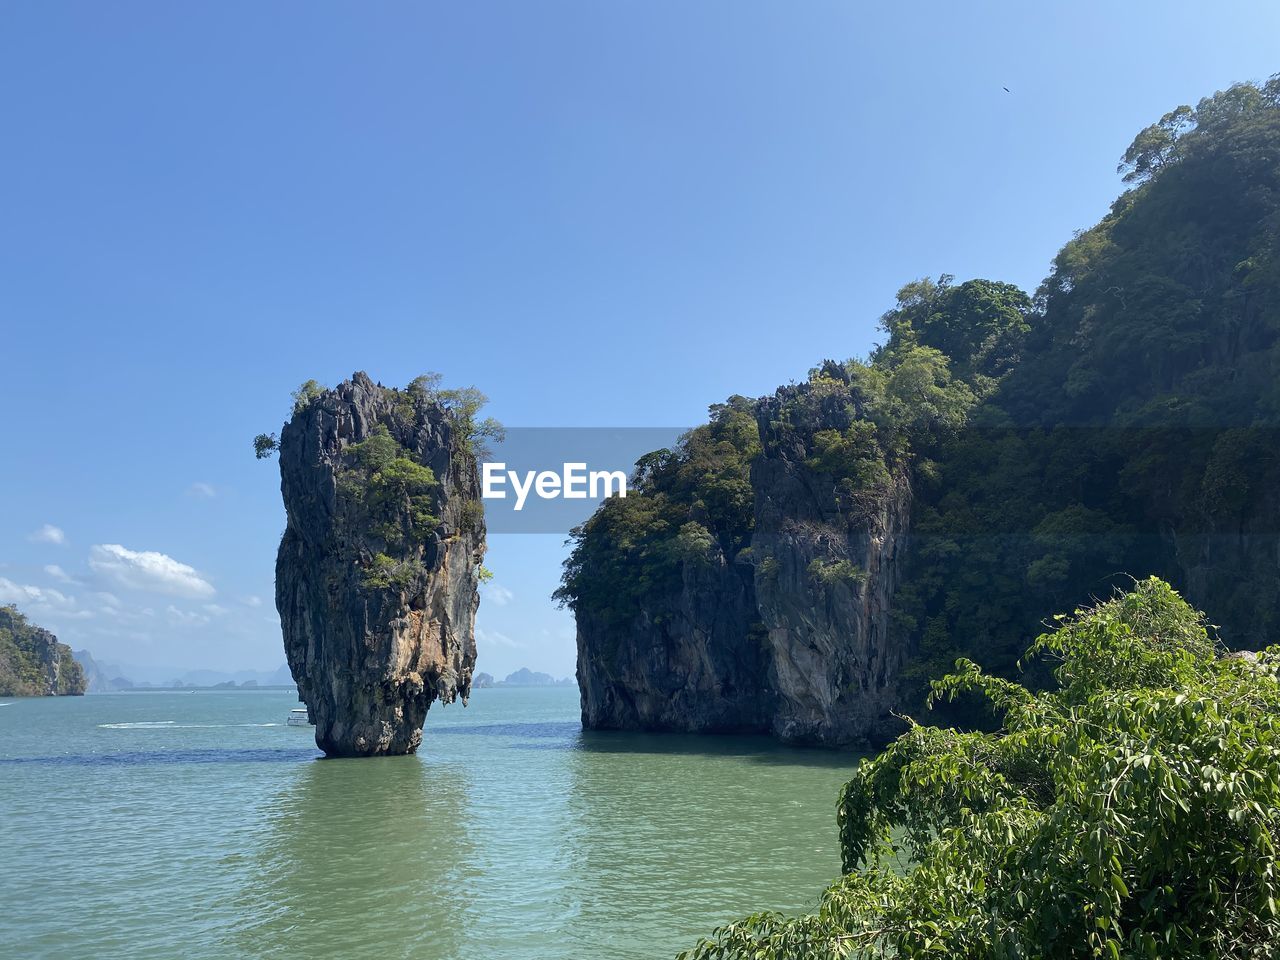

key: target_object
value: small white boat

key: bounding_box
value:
[286,707,313,727]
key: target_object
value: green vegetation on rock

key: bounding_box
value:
[555,395,762,626]
[0,605,86,696]
[339,423,440,547]
[259,373,502,597]
[271,371,491,756]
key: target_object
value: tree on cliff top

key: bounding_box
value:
[680,578,1280,959]
[253,373,504,460]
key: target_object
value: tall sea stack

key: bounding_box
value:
[275,373,487,756]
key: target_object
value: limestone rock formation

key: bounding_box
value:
[275,373,486,756]
[0,605,86,696]
[572,366,913,747]
[751,384,912,745]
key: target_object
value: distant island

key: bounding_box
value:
[472,668,576,688]
[148,679,296,691]
[0,605,85,696]
[495,667,575,688]
[71,653,299,692]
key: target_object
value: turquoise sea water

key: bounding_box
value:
[0,688,857,959]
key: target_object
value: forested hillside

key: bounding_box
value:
[0,605,86,697]
[894,77,1280,714]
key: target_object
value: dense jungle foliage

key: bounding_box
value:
[894,75,1280,715]
[554,280,1022,621]
[680,578,1280,959]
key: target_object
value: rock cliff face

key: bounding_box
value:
[275,373,486,757]
[0,605,86,696]
[751,388,912,745]
[573,368,914,747]
[576,548,771,733]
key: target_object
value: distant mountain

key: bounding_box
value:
[73,649,134,692]
[473,672,495,688]
[498,668,576,687]
[68,659,296,691]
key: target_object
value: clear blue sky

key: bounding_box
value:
[2,1,1277,681]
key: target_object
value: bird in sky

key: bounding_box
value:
[1003,86,1011,93]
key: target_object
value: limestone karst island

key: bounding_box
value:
[4,7,1280,959]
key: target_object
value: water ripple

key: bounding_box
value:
[0,747,319,767]
[0,687,855,959]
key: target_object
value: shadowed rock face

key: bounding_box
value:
[275,373,485,757]
[575,547,772,735]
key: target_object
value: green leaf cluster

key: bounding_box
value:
[807,558,867,589]
[682,578,1280,959]
[291,378,326,415]
[360,552,424,591]
[339,424,440,548]
[554,397,762,624]
[404,372,505,456]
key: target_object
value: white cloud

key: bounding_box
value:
[476,626,523,649]
[242,595,263,608]
[480,582,514,606]
[0,577,74,608]
[94,591,121,608]
[44,564,78,584]
[28,524,65,545]
[202,603,228,616]
[0,578,92,621]
[186,482,217,499]
[89,544,215,598]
